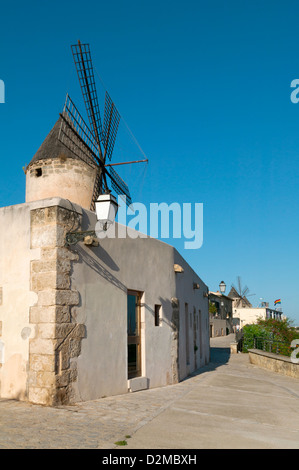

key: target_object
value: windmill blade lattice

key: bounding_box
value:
[58,94,100,167]
[102,91,121,162]
[107,165,132,207]
[90,164,132,210]
[58,40,144,212]
[71,41,103,153]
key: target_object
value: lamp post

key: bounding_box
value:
[219,281,226,320]
[219,280,226,294]
[65,192,119,246]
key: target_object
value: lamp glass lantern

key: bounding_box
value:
[65,192,119,246]
[219,281,226,294]
[95,193,119,230]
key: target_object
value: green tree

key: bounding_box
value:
[209,302,217,315]
[242,317,299,356]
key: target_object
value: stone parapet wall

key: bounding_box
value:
[248,349,299,379]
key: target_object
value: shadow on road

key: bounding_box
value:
[186,337,233,380]
[210,346,231,364]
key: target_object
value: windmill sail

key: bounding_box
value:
[102,91,121,162]
[229,276,254,308]
[58,94,100,167]
[71,41,103,156]
[58,40,139,211]
[107,166,132,207]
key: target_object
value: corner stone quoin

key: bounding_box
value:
[28,204,84,406]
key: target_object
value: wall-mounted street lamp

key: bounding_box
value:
[219,280,226,294]
[65,193,119,246]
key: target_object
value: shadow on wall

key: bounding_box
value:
[69,243,177,326]
[143,297,179,332]
[71,244,127,293]
[69,246,179,332]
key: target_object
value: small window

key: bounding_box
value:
[35,168,42,177]
[154,304,161,326]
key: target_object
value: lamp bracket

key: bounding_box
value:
[65,230,97,246]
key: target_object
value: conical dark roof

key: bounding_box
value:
[228,286,239,299]
[228,286,252,307]
[29,116,79,165]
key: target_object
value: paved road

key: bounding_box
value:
[0,334,299,449]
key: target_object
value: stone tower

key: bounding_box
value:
[25,117,98,210]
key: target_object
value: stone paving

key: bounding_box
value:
[0,334,299,449]
[0,363,209,449]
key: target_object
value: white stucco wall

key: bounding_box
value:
[0,203,38,399]
[233,308,267,327]
[174,250,209,379]
[70,209,210,401]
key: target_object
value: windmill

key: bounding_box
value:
[228,276,255,308]
[58,40,147,212]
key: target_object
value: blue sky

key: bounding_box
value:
[0,0,298,323]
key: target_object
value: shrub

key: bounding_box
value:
[242,318,299,356]
[242,323,268,352]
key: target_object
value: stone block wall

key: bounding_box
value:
[25,158,98,210]
[248,349,299,379]
[28,204,86,405]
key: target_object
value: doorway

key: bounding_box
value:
[127,290,142,379]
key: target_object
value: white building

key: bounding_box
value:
[0,118,210,406]
[233,307,284,328]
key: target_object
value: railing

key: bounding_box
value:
[253,336,290,356]
[235,329,243,342]
[235,329,244,352]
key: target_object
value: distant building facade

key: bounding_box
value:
[232,307,284,328]
[209,291,233,337]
